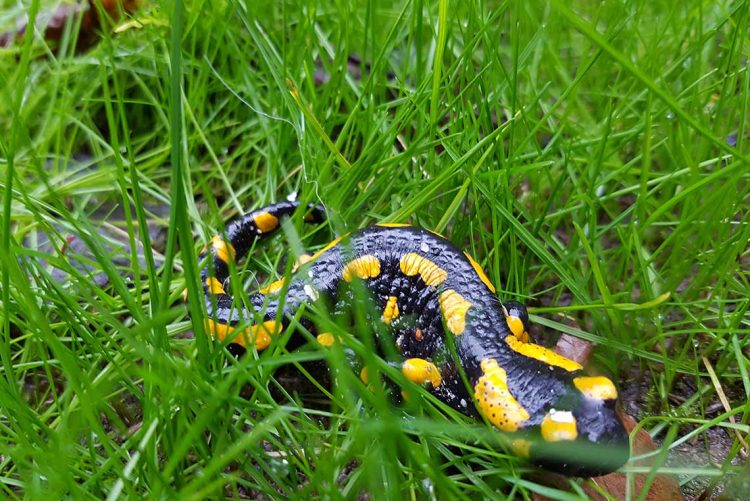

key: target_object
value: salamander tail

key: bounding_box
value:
[199,201,326,296]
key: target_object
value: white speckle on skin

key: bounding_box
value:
[550,409,575,423]
[303,284,319,301]
[460,398,467,408]
[420,242,430,253]
[307,270,314,278]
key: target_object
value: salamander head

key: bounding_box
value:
[473,354,629,476]
[529,382,630,476]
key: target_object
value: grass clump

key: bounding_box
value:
[1,0,749,498]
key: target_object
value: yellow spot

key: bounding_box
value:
[541,410,578,442]
[205,277,226,295]
[360,367,369,384]
[438,289,473,335]
[474,358,530,432]
[464,251,496,293]
[400,253,448,286]
[506,317,528,342]
[205,318,281,351]
[505,335,583,372]
[253,212,279,233]
[382,296,400,325]
[259,277,286,295]
[210,236,236,264]
[308,235,346,263]
[510,438,532,458]
[377,223,411,228]
[574,376,618,400]
[316,332,335,347]
[342,255,381,281]
[402,358,442,387]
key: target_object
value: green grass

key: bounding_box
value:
[1,0,749,498]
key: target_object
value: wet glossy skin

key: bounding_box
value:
[198,202,629,476]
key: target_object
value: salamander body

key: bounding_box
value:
[199,201,629,476]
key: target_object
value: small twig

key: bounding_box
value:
[702,356,749,458]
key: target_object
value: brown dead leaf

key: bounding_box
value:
[0,0,139,52]
[554,332,593,366]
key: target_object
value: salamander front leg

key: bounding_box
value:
[401,358,442,388]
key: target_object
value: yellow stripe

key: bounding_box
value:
[259,277,286,294]
[399,253,447,286]
[342,255,381,281]
[438,289,473,335]
[463,251,496,293]
[382,296,400,325]
[505,335,582,372]
[573,376,618,400]
[474,358,529,432]
[253,212,279,233]
[308,235,346,263]
[377,223,411,228]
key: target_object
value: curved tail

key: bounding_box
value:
[199,201,326,298]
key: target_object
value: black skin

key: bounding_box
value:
[199,201,629,476]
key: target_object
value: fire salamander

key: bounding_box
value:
[198,201,629,476]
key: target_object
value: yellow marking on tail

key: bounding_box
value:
[210,236,236,264]
[253,212,279,233]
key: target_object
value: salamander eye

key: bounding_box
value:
[502,301,530,342]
